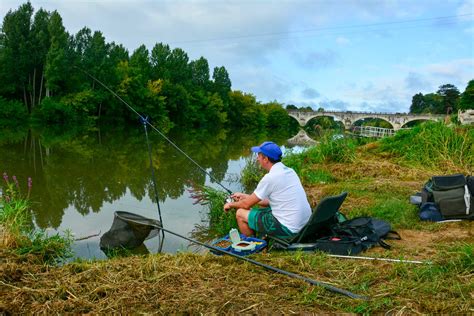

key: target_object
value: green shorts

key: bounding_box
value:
[248,207,296,239]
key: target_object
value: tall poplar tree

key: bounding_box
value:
[44,11,68,97]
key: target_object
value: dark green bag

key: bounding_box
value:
[425,174,472,219]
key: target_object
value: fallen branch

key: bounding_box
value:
[75,231,101,241]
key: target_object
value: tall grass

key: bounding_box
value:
[379,122,474,172]
[189,183,237,239]
[1,173,73,264]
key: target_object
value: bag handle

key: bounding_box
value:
[384,230,401,240]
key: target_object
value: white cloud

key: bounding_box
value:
[405,72,431,91]
[425,59,474,79]
[457,0,474,21]
[336,36,350,45]
[292,49,339,69]
[301,87,320,99]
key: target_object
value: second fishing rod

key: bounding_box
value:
[76,66,233,196]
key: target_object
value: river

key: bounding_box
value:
[0,125,302,259]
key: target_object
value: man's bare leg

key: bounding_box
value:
[236,208,254,236]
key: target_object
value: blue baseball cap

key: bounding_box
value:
[251,141,282,161]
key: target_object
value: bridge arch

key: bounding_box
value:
[351,116,394,129]
[287,112,345,127]
[287,114,302,126]
[400,117,437,128]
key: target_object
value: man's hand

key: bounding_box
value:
[224,202,233,212]
[231,192,249,201]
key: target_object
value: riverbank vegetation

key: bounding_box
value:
[0,173,73,264]
[1,122,473,313]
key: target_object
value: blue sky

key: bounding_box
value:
[1,0,473,113]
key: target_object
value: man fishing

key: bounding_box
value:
[224,141,311,239]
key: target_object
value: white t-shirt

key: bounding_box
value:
[253,162,311,233]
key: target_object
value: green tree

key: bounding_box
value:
[261,101,291,129]
[129,45,151,80]
[161,80,190,126]
[212,66,231,102]
[168,48,190,84]
[30,8,51,109]
[423,93,442,113]
[0,3,34,110]
[228,90,264,129]
[410,93,425,113]
[190,57,210,89]
[204,92,227,126]
[151,42,171,80]
[458,80,474,110]
[437,84,460,114]
[44,11,68,97]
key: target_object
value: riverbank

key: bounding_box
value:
[1,125,473,314]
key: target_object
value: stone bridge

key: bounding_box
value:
[287,110,445,131]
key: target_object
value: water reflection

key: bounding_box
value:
[0,125,296,258]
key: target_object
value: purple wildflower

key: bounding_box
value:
[27,177,32,198]
[13,175,19,189]
[3,172,8,183]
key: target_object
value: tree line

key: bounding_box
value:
[0,2,294,132]
[409,82,474,114]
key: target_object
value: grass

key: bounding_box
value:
[379,122,474,172]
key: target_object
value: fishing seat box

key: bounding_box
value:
[211,234,267,256]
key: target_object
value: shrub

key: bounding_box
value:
[0,97,28,125]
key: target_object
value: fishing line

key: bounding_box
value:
[75,66,233,195]
[141,116,165,252]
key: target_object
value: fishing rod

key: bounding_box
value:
[75,66,233,195]
[155,223,368,300]
[327,254,430,264]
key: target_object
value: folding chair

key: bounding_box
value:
[269,192,348,251]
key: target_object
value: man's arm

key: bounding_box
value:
[258,199,270,207]
[224,192,261,211]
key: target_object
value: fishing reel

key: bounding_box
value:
[225,196,234,204]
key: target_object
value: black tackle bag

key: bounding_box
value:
[314,217,400,255]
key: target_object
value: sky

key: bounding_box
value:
[1,0,473,113]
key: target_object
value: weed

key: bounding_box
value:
[15,229,74,264]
